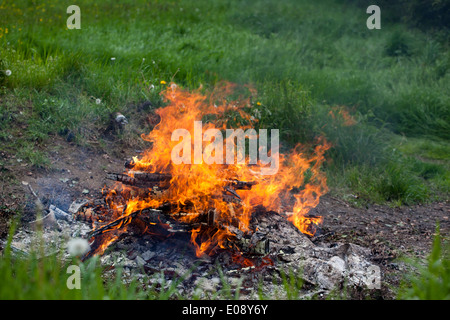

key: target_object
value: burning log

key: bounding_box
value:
[87,207,163,238]
[88,205,227,239]
[225,179,257,190]
[106,172,172,188]
[84,198,270,258]
[124,159,136,169]
[82,166,320,259]
[106,171,255,206]
[107,171,256,191]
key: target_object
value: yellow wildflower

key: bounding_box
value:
[160,80,167,85]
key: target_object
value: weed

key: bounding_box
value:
[398,224,450,300]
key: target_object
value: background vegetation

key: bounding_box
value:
[1,0,448,206]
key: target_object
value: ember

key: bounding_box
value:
[78,82,330,261]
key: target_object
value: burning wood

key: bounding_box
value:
[106,171,256,191]
[106,172,172,188]
[82,195,270,259]
[78,83,330,261]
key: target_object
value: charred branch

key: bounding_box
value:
[106,171,256,191]
[106,172,172,188]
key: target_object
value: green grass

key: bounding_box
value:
[395,136,450,162]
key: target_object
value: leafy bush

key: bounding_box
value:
[257,80,313,146]
[385,31,414,57]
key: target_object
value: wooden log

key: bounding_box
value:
[124,159,135,169]
[106,172,171,188]
[86,205,270,257]
[107,171,256,191]
[223,186,241,201]
[87,205,204,239]
[225,179,257,190]
[87,210,144,238]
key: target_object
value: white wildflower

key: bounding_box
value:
[149,84,155,90]
[111,57,116,61]
[5,69,11,76]
[95,98,101,105]
[67,238,90,257]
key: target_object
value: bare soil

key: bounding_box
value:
[311,195,449,297]
[0,135,135,235]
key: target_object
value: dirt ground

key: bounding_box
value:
[0,135,132,235]
[0,134,448,298]
[311,195,449,297]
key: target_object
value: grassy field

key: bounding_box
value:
[0,0,449,299]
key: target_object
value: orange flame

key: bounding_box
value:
[90,82,330,258]
[328,106,356,126]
